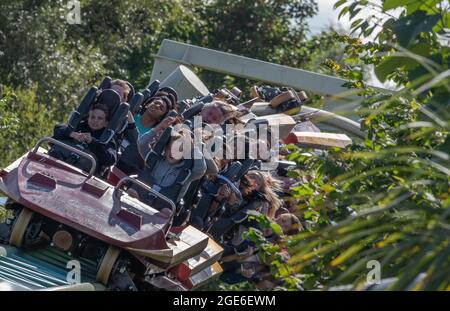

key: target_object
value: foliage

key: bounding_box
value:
[195,0,318,90]
[0,89,18,208]
[0,0,320,106]
[72,0,207,89]
[0,1,107,117]
[0,86,58,169]
[281,0,450,290]
[0,88,19,142]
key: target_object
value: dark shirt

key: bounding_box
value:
[52,121,117,172]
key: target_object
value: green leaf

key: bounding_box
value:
[383,0,415,11]
[383,0,440,13]
[348,2,358,15]
[270,223,283,236]
[333,0,347,10]
[375,56,419,82]
[350,18,364,29]
[330,242,366,266]
[409,41,433,57]
[338,6,350,20]
[350,8,362,19]
[393,11,440,47]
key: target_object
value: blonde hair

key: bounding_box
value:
[111,79,130,100]
[205,100,243,125]
[247,171,283,219]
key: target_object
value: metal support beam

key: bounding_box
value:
[152,39,361,96]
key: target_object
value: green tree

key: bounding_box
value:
[283,0,450,290]
[195,0,319,92]
[0,85,58,169]
[0,1,107,117]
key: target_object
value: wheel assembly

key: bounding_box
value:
[96,246,121,285]
[52,230,74,251]
[9,208,34,247]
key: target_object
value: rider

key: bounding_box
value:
[116,89,178,175]
[131,129,207,205]
[52,103,117,175]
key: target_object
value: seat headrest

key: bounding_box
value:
[126,82,135,102]
[222,162,243,181]
[129,92,144,114]
[182,102,205,120]
[141,89,152,102]
[155,127,173,155]
[158,86,178,103]
[146,80,161,96]
[154,90,177,109]
[177,100,191,114]
[97,89,121,118]
[99,76,112,90]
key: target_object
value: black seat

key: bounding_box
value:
[182,102,205,121]
[51,79,133,175]
[68,87,98,130]
[68,77,134,139]
[97,89,121,118]
[98,76,135,102]
[128,92,144,115]
[138,80,161,107]
[98,76,113,90]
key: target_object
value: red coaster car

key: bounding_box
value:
[0,137,223,291]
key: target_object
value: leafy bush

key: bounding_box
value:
[0,85,59,168]
[279,0,450,290]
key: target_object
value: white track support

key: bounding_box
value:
[151,39,389,120]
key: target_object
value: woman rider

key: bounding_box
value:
[116,88,178,175]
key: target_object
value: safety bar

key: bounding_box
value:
[32,137,97,179]
[115,177,176,218]
[178,169,192,185]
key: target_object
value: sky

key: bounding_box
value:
[307,0,385,35]
[308,0,352,34]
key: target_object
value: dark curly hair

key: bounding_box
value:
[90,103,110,121]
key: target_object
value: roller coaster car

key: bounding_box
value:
[0,137,223,291]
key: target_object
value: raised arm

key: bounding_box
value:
[137,129,156,160]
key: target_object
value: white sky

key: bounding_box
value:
[308,0,351,33]
[307,0,386,34]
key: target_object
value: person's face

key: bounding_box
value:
[240,174,258,196]
[247,172,263,190]
[111,85,126,102]
[276,214,293,234]
[201,106,225,124]
[145,98,167,119]
[88,109,107,130]
[165,138,184,165]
